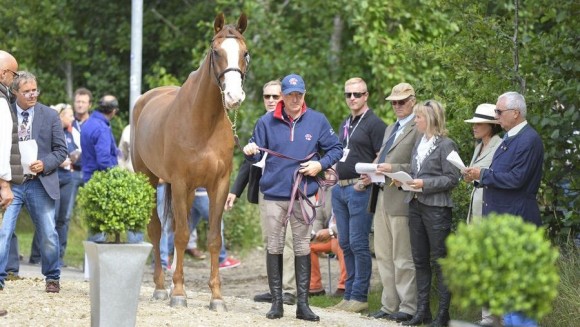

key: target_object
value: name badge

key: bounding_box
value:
[340,148,350,162]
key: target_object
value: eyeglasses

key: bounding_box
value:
[344,92,367,99]
[391,97,413,106]
[4,69,18,78]
[494,108,516,115]
[263,94,280,100]
[21,90,41,99]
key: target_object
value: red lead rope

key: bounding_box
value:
[234,136,337,225]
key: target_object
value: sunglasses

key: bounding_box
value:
[344,92,367,99]
[263,94,280,100]
[494,108,516,115]
[391,97,413,106]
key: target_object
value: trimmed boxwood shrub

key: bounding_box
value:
[440,214,560,321]
[77,167,155,243]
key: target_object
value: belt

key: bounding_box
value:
[337,178,359,187]
[23,174,37,182]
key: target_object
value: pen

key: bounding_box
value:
[389,180,395,187]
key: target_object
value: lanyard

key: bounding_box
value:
[343,109,368,148]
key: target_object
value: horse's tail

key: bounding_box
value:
[163,183,174,230]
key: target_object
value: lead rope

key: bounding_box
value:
[232,136,337,226]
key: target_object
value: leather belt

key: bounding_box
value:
[337,178,359,187]
[23,174,37,182]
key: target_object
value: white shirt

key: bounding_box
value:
[506,120,528,137]
[0,98,12,181]
[394,113,415,140]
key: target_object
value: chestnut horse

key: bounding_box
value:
[131,13,249,311]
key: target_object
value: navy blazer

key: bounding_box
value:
[406,136,461,207]
[480,124,543,226]
[13,102,68,200]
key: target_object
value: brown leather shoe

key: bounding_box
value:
[185,248,206,260]
[0,308,6,317]
[46,280,60,293]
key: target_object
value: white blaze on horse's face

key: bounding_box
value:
[221,38,246,109]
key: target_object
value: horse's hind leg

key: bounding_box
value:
[149,181,168,300]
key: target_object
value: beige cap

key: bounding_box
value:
[385,83,415,101]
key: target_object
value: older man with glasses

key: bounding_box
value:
[366,82,421,323]
[0,71,68,294]
[0,50,20,317]
[331,77,387,313]
[464,92,544,327]
[226,79,299,306]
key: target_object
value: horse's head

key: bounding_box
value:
[211,13,249,110]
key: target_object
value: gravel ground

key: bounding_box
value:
[0,248,399,327]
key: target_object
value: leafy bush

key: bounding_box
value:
[77,167,155,243]
[440,214,559,321]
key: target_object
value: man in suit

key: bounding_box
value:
[466,92,544,326]
[0,71,68,293]
[466,91,543,226]
[366,83,421,322]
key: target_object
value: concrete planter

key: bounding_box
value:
[84,241,152,327]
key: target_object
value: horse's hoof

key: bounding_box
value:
[170,296,188,307]
[151,289,169,301]
[209,299,228,312]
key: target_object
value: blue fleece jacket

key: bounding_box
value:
[246,103,343,200]
[80,110,119,182]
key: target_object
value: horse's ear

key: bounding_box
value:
[214,12,225,34]
[236,13,247,34]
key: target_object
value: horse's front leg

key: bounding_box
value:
[169,184,191,307]
[207,178,230,312]
[148,194,168,301]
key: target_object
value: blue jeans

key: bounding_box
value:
[332,184,373,302]
[189,193,227,263]
[31,170,76,265]
[0,179,60,286]
[6,233,19,274]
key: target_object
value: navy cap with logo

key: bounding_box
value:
[281,74,306,95]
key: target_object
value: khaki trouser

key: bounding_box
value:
[373,193,417,315]
[259,193,296,295]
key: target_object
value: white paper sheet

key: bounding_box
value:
[446,150,466,172]
[253,152,268,174]
[19,140,38,175]
[384,171,423,192]
[354,163,385,183]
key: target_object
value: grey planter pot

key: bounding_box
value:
[84,241,152,327]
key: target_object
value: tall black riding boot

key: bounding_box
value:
[403,268,432,326]
[430,264,451,327]
[266,253,284,319]
[295,255,320,321]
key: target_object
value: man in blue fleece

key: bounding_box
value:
[243,73,342,322]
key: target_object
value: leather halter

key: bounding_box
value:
[209,34,249,91]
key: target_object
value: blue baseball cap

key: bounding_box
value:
[281,74,306,95]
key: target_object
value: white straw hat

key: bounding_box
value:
[464,103,499,124]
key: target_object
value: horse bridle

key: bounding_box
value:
[210,34,249,142]
[209,35,250,91]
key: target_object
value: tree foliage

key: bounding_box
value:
[1,0,577,242]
